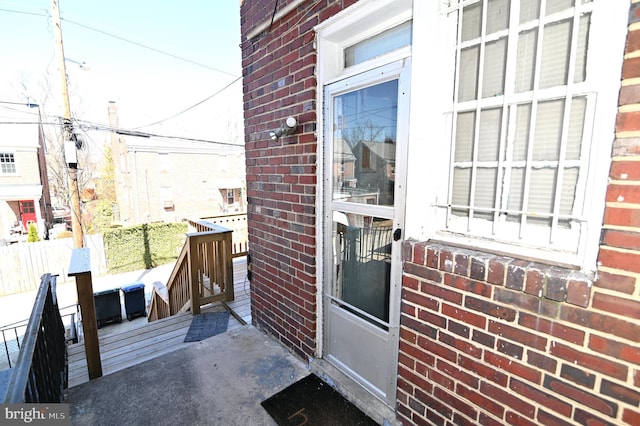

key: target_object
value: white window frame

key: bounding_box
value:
[159,186,173,209]
[226,188,235,207]
[0,152,17,174]
[406,0,628,273]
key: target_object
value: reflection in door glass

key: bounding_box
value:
[332,213,393,325]
[333,80,398,207]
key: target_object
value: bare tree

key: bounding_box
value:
[342,118,385,150]
[14,71,98,207]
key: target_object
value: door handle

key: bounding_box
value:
[393,228,402,241]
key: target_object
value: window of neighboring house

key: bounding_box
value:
[361,144,373,170]
[226,189,236,206]
[160,186,173,209]
[0,152,16,174]
[219,157,228,172]
[438,0,620,268]
[158,153,170,171]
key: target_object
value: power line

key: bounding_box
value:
[0,121,58,125]
[0,7,239,77]
[0,118,244,149]
[129,76,242,129]
[0,7,46,17]
[76,120,244,148]
[60,17,239,78]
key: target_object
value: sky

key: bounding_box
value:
[0,0,243,146]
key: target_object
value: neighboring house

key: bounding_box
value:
[240,1,639,425]
[107,102,246,225]
[0,103,53,242]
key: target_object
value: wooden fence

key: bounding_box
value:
[0,235,106,296]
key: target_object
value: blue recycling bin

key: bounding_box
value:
[93,288,122,328]
[121,283,146,320]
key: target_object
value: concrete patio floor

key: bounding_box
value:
[65,325,310,426]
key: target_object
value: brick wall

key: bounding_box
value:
[397,7,640,425]
[241,0,640,423]
[241,0,330,358]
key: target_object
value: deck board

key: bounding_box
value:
[67,257,250,388]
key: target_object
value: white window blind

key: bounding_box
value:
[345,20,413,67]
[447,0,594,253]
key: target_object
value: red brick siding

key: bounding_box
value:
[240,1,350,358]
[400,242,640,425]
[398,4,640,424]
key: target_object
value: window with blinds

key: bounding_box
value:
[447,0,594,253]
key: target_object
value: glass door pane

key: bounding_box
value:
[332,80,398,207]
[332,213,393,324]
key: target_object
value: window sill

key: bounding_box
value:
[403,239,593,309]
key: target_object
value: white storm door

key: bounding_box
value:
[324,59,410,403]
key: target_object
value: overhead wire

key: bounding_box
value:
[0,7,46,18]
[128,76,242,129]
[0,5,243,144]
[0,7,238,77]
[61,17,239,78]
[75,119,244,148]
[0,116,244,148]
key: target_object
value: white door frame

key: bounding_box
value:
[314,0,413,364]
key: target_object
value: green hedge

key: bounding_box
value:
[103,222,188,273]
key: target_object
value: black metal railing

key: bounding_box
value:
[0,319,28,370]
[1,307,77,371]
[2,274,68,403]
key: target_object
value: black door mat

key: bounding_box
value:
[261,373,379,425]
[183,311,229,342]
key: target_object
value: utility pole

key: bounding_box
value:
[52,1,100,380]
[51,0,83,248]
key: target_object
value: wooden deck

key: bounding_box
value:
[224,257,251,324]
[68,257,251,388]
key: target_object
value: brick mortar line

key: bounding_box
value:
[596,266,640,298]
[608,179,640,185]
[619,103,640,112]
[591,284,640,303]
[605,201,640,208]
[600,224,640,234]
[599,244,640,255]
[616,130,640,138]
[626,50,640,59]
[611,155,640,161]
[597,265,640,280]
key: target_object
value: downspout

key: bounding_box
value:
[34,195,44,237]
[133,150,140,223]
